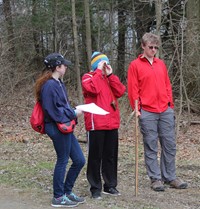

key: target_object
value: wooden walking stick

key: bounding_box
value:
[135,100,139,196]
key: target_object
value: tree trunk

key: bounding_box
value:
[32,0,41,68]
[131,0,137,59]
[117,2,126,82]
[186,0,200,70]
[52,0,58,52]
[155,0,162,58]
[71,0,83,103]
[84,0,92,72]
[109,0,114,66]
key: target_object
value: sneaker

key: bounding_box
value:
[102,188,121,196]
[91,192,102,200]
[151,180,165,192]
[66,192,86,204]
[169,178,188,189]
[51,195,78,207]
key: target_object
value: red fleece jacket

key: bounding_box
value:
[128,55,174,113]
[82,69,126,131]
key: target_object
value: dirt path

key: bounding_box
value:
[0,185,105,209]
[0,122,200,209]
[1,183,200,209]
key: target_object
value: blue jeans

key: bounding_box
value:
[45,122,85,198]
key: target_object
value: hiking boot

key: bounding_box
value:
[51,195,78,207]
[151,180,165,192]
[102,188,121,196]
[169,178,188,189]
[91,192,102,200]
[66,192,86,204]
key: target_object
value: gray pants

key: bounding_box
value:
[139,107,176,182]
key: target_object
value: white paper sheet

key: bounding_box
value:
[76,103,109,115]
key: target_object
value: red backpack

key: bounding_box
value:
[30,101,45,134]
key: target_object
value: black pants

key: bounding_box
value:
[87,129,118,195]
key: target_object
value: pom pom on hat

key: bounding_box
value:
[91,51,109,71]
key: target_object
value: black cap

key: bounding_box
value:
[44,53,72,69]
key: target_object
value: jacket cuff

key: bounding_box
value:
[107,73,112,77]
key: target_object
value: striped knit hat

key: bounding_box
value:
[91,51,109,71]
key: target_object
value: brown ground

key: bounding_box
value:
[0,85,200,209]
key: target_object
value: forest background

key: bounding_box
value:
[0,0,200,209]
[1,0,200,128]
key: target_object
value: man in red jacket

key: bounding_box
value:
[127,33,187,192]
[82,52,126,199]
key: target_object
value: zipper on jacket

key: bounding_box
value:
[151,64,162,112]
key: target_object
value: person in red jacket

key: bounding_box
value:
[127,33,187,192]
[82,52,126,199]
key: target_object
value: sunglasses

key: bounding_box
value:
[148,46,159,50]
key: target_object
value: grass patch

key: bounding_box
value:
[0,154,54,190]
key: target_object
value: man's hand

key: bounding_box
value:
[136,110,141,117]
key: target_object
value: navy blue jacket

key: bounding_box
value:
[41,78,76,123]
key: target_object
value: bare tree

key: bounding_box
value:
[52,0,58,52]
[31,0,43,68]
[117,1,127,82]
[71,0,82,103]
[155,0,162,58]
[84,0,92,71]
[176,1,190,137]
[3,0,15,58]
[130,0,137,59]
[108,1,114,66]
[186,0,200,111]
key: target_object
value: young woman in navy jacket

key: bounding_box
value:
[34,53,85,207]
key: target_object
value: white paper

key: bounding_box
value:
[76,103,109,115]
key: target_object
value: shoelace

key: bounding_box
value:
[70,192,79,200]
[62,195,73,203]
